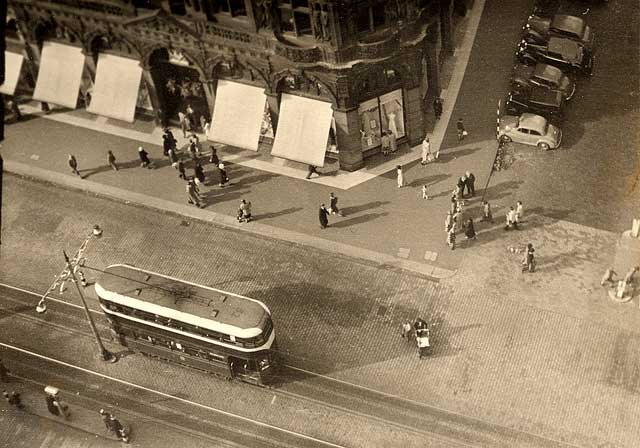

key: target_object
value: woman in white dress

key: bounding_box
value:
[396,165,404,188]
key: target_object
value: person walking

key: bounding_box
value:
[218,162,229,187]
[168,148,178,165]
[422,184,429,200]
[515,200,524,223]
[176,160,186,180]
[465,171,476,197]
[457,175,467,198]
[481,201,493,223]
[624,266,639,285]
[194,162,205,185]
[109,415,130,443]
[137,147,152,168]
[237,199,252,223]
[67,155,80,176]
[3,390,22,408]
[319,203,330,229]
[433,97,443,120]
[306,165,320,179]
[0,358,9,382]
[464,218,477,240]
[178,111,188,138]
[421,137,432,165]
[505,206,518,230]
[456,118,467,141]
[600,267,617,287]
[388,130,397,153]
[209,145,219,166]
[381,131,390,156]
[107,150,118,171]
[329,192,343,217]
[396,165,405,188]
[189,138,199,161]
[186,180,203,208]
[523,243,536,273]
[99,409,115,434]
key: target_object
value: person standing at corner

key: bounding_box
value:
[465,171,475,197]
[319,203,330,229]
[68,155,81,176]
[107,150,118,171]
[396,165,405,188]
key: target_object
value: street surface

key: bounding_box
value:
[0,0,639,446]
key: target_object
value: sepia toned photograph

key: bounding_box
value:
[0,0,638,446]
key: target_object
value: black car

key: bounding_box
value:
[523,14,594,54]
[516,37,593,76]
[511,63,576,100]
[504,87,565,122]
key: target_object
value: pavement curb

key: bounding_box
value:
[5,161,456,281]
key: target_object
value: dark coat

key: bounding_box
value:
[138,149,150,164]
[319,207,329,227]
[194,165,205,183]
[46,395,60,415]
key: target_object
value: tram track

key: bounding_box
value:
[0,282,577,448]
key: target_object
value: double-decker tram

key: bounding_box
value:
[95,264,277,386]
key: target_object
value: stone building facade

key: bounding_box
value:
[6,0,466,171]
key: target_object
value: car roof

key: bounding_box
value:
[533,63,563,82]
[529,86,562,104]
[548,37,580,57]
[518,113,548,131]
[550,15,585,35]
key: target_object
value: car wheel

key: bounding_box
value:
[537,142,550,151]
[500,135,512,143]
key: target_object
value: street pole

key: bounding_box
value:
[63,249,116,363]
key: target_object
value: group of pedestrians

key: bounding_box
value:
[505,201,524,230]
[444,171,477,250]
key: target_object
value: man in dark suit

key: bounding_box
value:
[465,171,476,196]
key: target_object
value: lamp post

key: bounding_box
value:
[36,225,116,363]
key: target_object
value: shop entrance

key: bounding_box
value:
[149,48,209,129]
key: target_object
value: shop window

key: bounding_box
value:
[358,89,405,152]
[278,0,313,36]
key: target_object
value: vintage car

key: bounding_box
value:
[511,63,576,100]
[516,37,593,76]
[504,87,565,121]
[523,14,594,52]
[497,113,562,150]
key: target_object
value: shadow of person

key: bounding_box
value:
[329,212,388,228]
[341,201,390,216]
[253,207,304,220]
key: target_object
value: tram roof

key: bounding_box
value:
[96,264,270,334]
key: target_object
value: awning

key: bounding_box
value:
[0,52,24,96]
[270,94,333,167]
[87,53,142,123]
[209,80,267,151]
[33,42,85,109]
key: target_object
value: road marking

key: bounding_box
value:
[0,342,346,448]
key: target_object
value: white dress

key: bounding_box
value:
[397,168,404,188]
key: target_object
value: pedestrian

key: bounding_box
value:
[203,119,211,136]
[237,199,252,223]
[189,138,199,161]
[456,118,467,141]
[186,180,203,208]
[505,206,518,230]
[209,145,219,165]
[45,393,59,415]
[465,171,475,196]
[401,321,412,343]
[138,146,152,168]
[481,201,493,223]
[396,165,405,188]
[433,97,443,120]
[464,218,477,240]
[199,115,207,133]
[445,211,453,232]
[447,225,456,250]
[67,154,80,176]
[176,160,186,180]
[306,164,319,179]
[624,266,639,285]
[0,358,9,382]
[46,389,70,420]
[109,415,129,443]
[453,185,463,203]
[422,184,429,200]
[3,390,22,408]
[99,409,114,433]
[600,267,617,287]
[457,175,467,198]
[178,111,188,138]
[421,137,432,165]
[388,130,397,153]
[523,243,536,273]
[194,162,205,185]
[218,162,229,187]
[329,192,343,216]
[319,203,330,229]
[107,150,118,171]
[515,200,524,223]
[381,131,390,156]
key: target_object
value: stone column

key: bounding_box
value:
[140,64,164,126]
[333,107,364,172]
[404,86,425,145]
[265,92,280,134]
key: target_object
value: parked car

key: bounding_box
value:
[523,14,594,52]
[511,63,576,100]
[504,87,565,121]
[498,113,562,150]
[516,37,593,76]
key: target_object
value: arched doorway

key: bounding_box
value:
[148,48,208,128]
